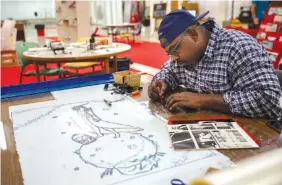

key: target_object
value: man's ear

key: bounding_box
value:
[187,28,198,42]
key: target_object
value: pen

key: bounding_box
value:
[103,99,112,107]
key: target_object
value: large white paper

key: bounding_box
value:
[51,76,153,103]
[10,89,233,185]
[51,84,118,102]
[9,100,57,120]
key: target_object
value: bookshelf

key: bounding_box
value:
[256,6,282,69]
[55,0,91,43]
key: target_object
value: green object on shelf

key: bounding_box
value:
[277,7,282,15]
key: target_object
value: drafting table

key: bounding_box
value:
[1,73,281,185]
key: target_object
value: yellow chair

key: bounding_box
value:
[64,37,103,74]
[119,33,130,43]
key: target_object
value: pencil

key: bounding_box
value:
[103,99,112,107]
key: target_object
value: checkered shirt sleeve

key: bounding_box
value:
[152,59,180,89]
[223,47,282,118]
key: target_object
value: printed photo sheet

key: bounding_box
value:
[168,120,259,150]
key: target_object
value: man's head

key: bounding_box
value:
[158,10,210,66]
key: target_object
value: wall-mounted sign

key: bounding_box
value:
[153,3,167,18]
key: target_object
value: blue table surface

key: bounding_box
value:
[1,73,114,100]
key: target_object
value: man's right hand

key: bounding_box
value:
[253,17,259,25]
[148,80,168,101]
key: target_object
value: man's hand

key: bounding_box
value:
[253,17,259,25]
[166,92,204,110]
[148,80,168,101]
[165,92,231,113]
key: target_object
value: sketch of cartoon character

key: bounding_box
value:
[70,104,165,178]
[72,105,142,138]
[72,133,165,178]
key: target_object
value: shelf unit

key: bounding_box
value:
[55,0,91,43]
[256,6,282,69]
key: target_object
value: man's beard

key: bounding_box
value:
[177,59,197,69]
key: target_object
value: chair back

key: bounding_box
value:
[134,23,142,35]
[77,37,89,42]
[15,41,39,71]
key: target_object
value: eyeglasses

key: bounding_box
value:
[166,32,186,60]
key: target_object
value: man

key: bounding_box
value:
[148,10,282,119]
[251,0,269,26]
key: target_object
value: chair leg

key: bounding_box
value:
[92,66,95,72]
[44,75,46,81]
[76,69,78,73]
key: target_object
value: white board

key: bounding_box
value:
[10,89,232,185]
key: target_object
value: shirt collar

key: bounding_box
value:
[203,21,220,58]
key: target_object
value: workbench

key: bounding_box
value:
[1,73,281,185]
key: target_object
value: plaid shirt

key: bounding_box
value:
[153,21,282,119]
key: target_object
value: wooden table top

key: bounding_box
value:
[1,84,281,185]
[23,43,131,62]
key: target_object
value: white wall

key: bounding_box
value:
[148,0,252,35]
[197,0,230,27]
[90,0,123,26]
[1,0,55,20]
[196,0,252,26]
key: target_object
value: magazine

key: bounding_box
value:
[262,40,273,49]
[266,51,278,62]
[168,119,260,150]
[256,32,266,39]
[265,23,278,32]
[274,15,282,23]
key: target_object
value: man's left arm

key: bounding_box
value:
[222,54,282,119]
[166,54,282,119]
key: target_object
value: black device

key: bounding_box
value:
[168,106,197,114]
[49,41,65,55]
[104,83,142,95]
[109,57,133,71]
[238,6,253,23]
[89,33,95,50]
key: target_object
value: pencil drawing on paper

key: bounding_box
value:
[71,104,166,178]
[72,105,143,138]
[11,93,223,185]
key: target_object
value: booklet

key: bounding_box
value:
[168,118,260,150]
